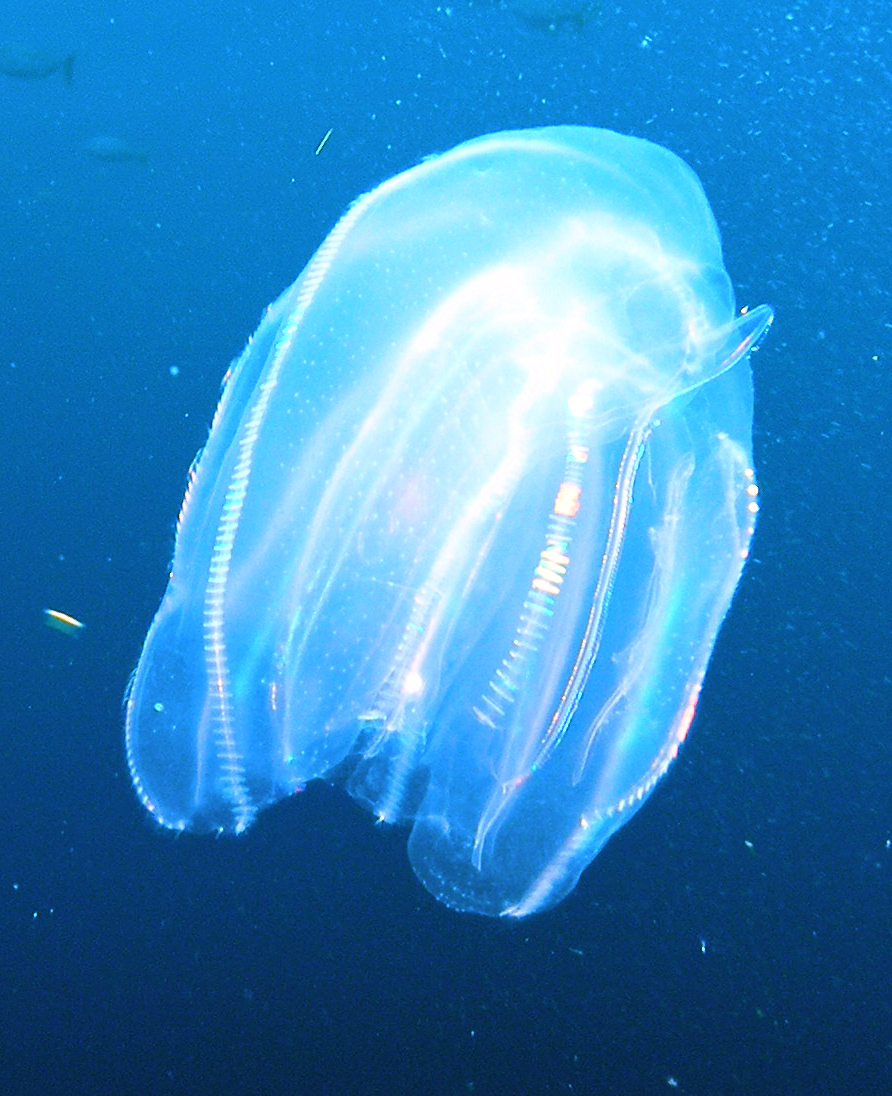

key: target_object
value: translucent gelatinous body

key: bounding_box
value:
[126,126,772,916]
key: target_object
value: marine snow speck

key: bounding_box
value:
[0,45,75,83]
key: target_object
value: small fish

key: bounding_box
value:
[0,45,75,84]
[479,0,600,31]
[43,608,85,637]
[82,135,151,164]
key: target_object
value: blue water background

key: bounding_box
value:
[0,1,888,1093]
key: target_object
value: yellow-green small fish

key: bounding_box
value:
[43,608,85,637]
[0,45,75,84]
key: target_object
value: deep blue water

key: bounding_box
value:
[0,1,889,1093]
